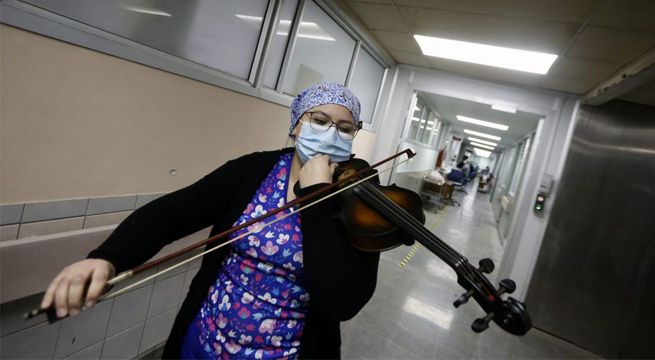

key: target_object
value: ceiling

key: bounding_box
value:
[342,0,655,106]
[420,92,541,152]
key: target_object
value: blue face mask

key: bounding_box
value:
[296,122,353,164]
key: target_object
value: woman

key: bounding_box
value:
[40,82,380,359]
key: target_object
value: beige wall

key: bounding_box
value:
[0,25,377,204]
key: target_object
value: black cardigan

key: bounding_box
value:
[88,148,380,359]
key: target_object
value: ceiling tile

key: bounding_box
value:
[371,30,423,53]
[388,50,430,68]
[345,2,409,32]
[393,0,598,24]
[589,0,655,32]
[397,6,578,54]
[548,56,619,82]
[567,26,655,64]
[539,75,596,94]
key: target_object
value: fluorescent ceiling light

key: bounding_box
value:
[457,115,508,131]
[470,142,495,150]
[491,103,517,114]
[467,137,497,146]
[413,34,558,75]
[464,129,501,141]
[473,148,491,158]
[121,5,171,16]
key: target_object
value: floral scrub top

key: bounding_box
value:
[181,153,309,359]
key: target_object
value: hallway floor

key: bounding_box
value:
[341,184,600,359]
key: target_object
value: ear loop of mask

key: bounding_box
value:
[284,121,299,148]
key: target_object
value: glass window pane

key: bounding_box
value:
[409,102,423,140]
[23,0,269,79]
[349,49,385,124]
[262,0,299,89]
[282,0,356,95]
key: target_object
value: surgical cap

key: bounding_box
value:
[289,82,361,133]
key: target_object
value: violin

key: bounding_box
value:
[333,158,532,335]
[27,149,531,336]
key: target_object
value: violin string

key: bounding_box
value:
[359,183,491,294]
[357,181,464,266]
[99,159,412,301]
[356,181,466,266]
[360,181,466,264]
[353,182,497,297]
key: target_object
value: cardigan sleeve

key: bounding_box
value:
[295,183,380,322]
[88,153,257,273]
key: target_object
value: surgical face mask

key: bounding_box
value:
[295,122,353,164]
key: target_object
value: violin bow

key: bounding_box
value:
[26,149,416,322]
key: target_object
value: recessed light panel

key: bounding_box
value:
[414,34,557,74]
[470,142,495,150]
[467,137,497,146]
[464,129,501,141]
[473,148,491,158]
[457,115,508,131]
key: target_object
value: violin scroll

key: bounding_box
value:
[454,257,532,335]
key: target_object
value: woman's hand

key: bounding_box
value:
[298,154,338,188]
[40,259,116,317]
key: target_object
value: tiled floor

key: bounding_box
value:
[341,183,600,359]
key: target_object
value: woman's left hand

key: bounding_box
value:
[298,154,338,188]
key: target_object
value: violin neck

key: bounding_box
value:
[357,182,468,269]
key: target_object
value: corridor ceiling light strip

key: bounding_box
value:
[470,142,495,150]
[473,148,491,158]
[456,115,509,131]
[413,35,558,74]
[467,137,497,146]
[464,129,501,141]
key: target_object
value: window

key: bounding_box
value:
[261,0,299,88]
[7,0,390,112]
[23,0,269,80]
[407,98,440,146]
[348,48,385,123]
[281,0,356,95]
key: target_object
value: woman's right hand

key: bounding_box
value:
[40,259,116,318]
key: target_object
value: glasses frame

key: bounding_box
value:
[303,111,362,140]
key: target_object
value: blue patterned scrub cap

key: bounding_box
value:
[289,82,361,133]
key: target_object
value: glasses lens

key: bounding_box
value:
[309,114,331,131]
[336,122,357,140]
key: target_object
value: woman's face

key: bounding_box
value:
[291,104,355,138]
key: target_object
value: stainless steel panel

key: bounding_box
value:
[526,101,655,358]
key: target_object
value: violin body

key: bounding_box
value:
[336,159,425,251]
[335,157,532,336]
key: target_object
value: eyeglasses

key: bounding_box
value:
[303,111,361,140]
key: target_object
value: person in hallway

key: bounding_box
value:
[456,155,471,177]
[40,82,380,359]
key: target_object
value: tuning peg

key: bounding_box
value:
[478,258,495,274]
[497,279,516,295]
[472,312,495,333]
[453,289,474,308]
